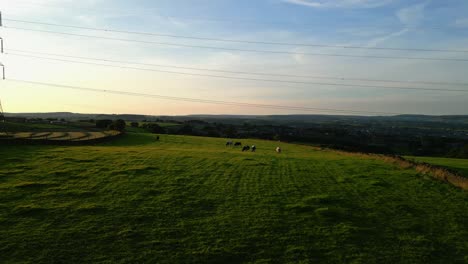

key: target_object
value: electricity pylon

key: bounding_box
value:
[0,98,4,122]
[0,63,4,122]
[0,12,5,124]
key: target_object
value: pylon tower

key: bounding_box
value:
[0,98,4,122]
[0,11,4,123]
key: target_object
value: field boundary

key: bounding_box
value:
[380,155,468,190]
[294,141,468,190]
[332,149,468,190]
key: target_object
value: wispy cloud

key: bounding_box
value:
[282,0,395,9]
[454,18,468,28]
[396,2,429,25]
[366,28,409,47]
[2,0,467,115]
[361,2,430,49]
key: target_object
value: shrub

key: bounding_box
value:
[96,119,113,129]
[109,119,126,132]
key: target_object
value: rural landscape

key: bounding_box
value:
[1,0,468,263]
[1,114,467,263]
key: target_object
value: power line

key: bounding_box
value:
[7,52,468,94]
[2,0,463,31]
[8,48,468,87]
[5,19,468,53]
[5,79,405,115]
[5,26,468,62]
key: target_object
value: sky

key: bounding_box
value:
[0,0,467,116]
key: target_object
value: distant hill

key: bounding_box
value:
[4,112,150,121]
[5,112,468,124]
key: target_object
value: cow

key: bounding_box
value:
[251,145,256,152]
[234,142,242,147]
[276,147,282,153]
[242,146,250,152]
[226,141,233,147]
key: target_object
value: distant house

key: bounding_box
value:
[50,120,67,124]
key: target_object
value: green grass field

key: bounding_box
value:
[1,133,467,263]
[406,156,468,177]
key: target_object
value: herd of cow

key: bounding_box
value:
[226,141,282,153]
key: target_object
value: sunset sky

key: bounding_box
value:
[0,0,467,115]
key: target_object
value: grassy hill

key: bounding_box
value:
[0,133,467,263]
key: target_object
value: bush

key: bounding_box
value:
[96,119,113,129]
[141,123,166,134]
[178,124,193,134]
[109,119,126,132]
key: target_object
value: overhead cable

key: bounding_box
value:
[7,52,468,93]
[5,26,468,62]
[8,48,468,87]
[5,79,406,115]
[4,19,468,53]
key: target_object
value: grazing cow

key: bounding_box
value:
[226,141,233,147]
[251,145,256,152]
[234,142,242,147]
[276,147,282,153]
[156,136,160,141]
[242,146,250,152]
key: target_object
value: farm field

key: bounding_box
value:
[0,133,467,263]
[126,121,182,127]
[154,122,182,127]
[0,131,120,142]
[0,121,96,132]
[126,122,182,133]
[406,156,468,177]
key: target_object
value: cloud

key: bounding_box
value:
[282,0,395,8]
[2,0,467,116]
[454,18,468,28]
[366,28,409,47]
[396,2,429,25]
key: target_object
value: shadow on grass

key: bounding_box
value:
[0,145,55,162]
[100,133,157,147]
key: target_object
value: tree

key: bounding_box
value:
[178,124,194,134]
[202,125,220,137]
[96,119,113,129]
[130,122,139,128]
[110,119,126,132]
[141,123,166,134]
[224,125,237,138]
